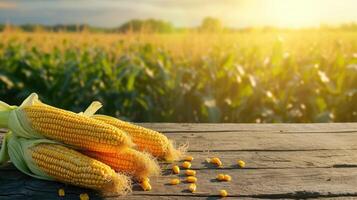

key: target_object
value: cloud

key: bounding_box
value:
[0,2,16,9]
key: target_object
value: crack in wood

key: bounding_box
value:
[188,149,357,152]
[163,130,357,134]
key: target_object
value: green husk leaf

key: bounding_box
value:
[82,101,103,117]
[0,132,10,164]
[7,133,56,181]
[19,137,58,180]
[0,101,17,128]
[0,101,17,111]
[6,93,43,139]
[19,93,41,107]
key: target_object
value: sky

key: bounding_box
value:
[0,0,357,28]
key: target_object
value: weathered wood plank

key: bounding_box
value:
[2,132,357,152]
[139,123,357,133]
[167,132,357,151]
[133,168,357,197]
[1,123,357,199]
[175,150,357,169]
[2,164,357,199]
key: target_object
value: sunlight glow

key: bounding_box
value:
[265,0,321,27]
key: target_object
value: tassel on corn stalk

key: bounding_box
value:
[0,93,133,152]
[0,132,131,195]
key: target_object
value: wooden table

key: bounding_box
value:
[1,123,357,200]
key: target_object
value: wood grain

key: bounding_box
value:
[139,123,357,133]
[1,123,357,199]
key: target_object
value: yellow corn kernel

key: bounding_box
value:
[83,148,160,181]
[80,193,89,200]
[186,176,197,183]
[139,177,150,183]
[21,103,133,153]
[237,160,246,168]
[172,165,180,174]
[188,183,196,193]
[141,180,152,191]
[182,161,191,169]
[92,115,184,161]
[223,175,232,181]
[30,143,131,194]
[210,157,222,167]
[170,178,180,185]
[58,188,65,197]
[217,174,225,181]
[220,190,228,197]
[185,170,196,176]
[184,156,194,162]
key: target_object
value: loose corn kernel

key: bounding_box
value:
[170,178,180,185]
[184,156,194,162]
[139,177,150,183]
[210,157,222,167]
[141,180,152,191]
[182,161,192,169]
[79,193,89,200]
[237,160,246,168]
[217,174,225,181]
[186,176,197,183]
[185,170,196,176]
[58,188,65,197]
[172,165,180,174]
[188,183,196,193]
[220,190,228,197]
[223,175,232,181]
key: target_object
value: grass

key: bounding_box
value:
[0,30,356,122]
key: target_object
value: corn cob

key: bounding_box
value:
[92,115,185,161]
[0,93,133,152]
[80,101,186,161]
[83,148,160,181]
[1,133,131,194]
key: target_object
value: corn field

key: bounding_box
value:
[0,31,356,122]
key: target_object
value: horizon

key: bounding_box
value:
[0,0,357,28]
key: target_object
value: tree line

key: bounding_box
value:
[1,17,357,33]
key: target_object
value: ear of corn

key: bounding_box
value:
[83,148,160,181]
[4,133,131,194]
[0,93,133,152]
[81,101,185,161]
[90,114,186,161]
